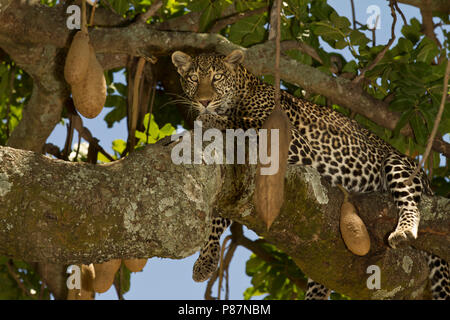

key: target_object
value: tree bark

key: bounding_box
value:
[1,0,449,301]
[1,1,449,157]
[0,143,448,299]
[397,0,450,14]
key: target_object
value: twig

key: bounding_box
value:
[350,0,356,29]
[100,0,119,16]
[129,57,146,151]
[204,233,238,300]
[67,103,116,162]
[204,270,217,300]
[6,260,35,299]
[407,59,450,185]
[88,0,97,26]
[370,14,380,46]
[146,78,156,145]
[38,281,46,300]
[114,264,125,300]
[217,235,233,300]
[210,6,268,33]
[393,0,407,26]
[280,40,323,64]
[353,1,397,84]
[74,133,81,161]
[225,266,230,300]
[427,151,434,179]
[268,0,279,41]
[5,66,15,138]
[273,0,281,109]
[137,0,163,23]
[81,0,87,33]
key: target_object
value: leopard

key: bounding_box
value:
[171,49,450,300]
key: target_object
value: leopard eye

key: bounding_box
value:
[213,73,224,81]
[188,74,198,82]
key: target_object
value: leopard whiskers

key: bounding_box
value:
[160,93,194,109]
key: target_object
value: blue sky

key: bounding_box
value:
[46,0,447,300]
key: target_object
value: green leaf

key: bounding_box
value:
[310,0,335,21]
[415,37,439,64]
[397,38,413,53]
[329,11,350,31]
[392,109,413,138]
[105,94,126,108]
[97,152,112,163]
[115,265,131,294]
[269,275,286,293]
[334,38,348,49]
[401,18,422,45]
[159,123,176,137]
[251,269,268,287]
[389,96,415,113]
[114,83,128,96]
[135,130,157,144]
[312,23,343,41]
[418,102,436,131]
[198,3,219,32]
[186,0,209,12]
[235,0,266,12]
[112,139,127,155]
[349,30,369,47]
[104,101,127,128]
[246,255,265,275]
[285,49,313,66]
[229,14,267,47]
[143,113,159,138]
[285,0,309,20]
[342,60,358,73]
[108,0,130,15]
[410,112,427,145]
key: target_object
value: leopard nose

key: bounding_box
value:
[199,100,211,107]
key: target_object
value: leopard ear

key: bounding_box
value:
[224,50,244,68]
[172,51,192,74]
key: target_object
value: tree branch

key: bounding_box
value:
[1,1,449,157]
[419,0,442,48]
[397,0,450,14]
[209,6,268,33]
[0,143,448,299]
[137,0,162,23]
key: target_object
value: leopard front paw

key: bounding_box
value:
[388,227,417,248]
[192,242,220,282]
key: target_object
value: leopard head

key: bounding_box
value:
[171,50,244,116]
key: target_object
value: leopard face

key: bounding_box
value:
[171,50,244,116]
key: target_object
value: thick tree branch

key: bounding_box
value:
[0,144,448,299]
[419,1,441,48]
[1,1,449,157]
[397,0,450,14]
